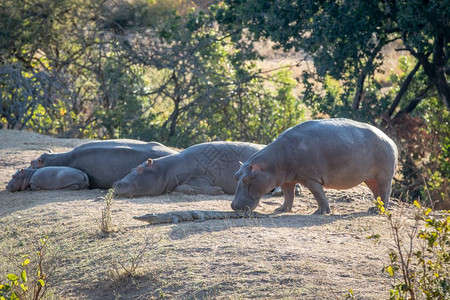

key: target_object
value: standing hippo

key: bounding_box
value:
[113,142,265,197]
[7,167,89,192]
[30,139,179,189]
[232,118,398,214]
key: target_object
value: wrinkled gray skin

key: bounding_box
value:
[30,139,178,189]
[113,142,265,197]
[232,118,398,214]
[7,167,89,192]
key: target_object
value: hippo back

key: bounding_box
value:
[180,141,265,194]
[251,118,398,191]
[68,141,178,189]
[30,167,89,190]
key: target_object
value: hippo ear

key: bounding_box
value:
[20,168,25,173]
[249,164,262,172]
[147,158,153,166]
[47,149,53,153]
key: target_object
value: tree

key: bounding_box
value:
[216,0,450,117]
[111,7,305,146]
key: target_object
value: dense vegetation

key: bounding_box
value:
[0,0,448,206]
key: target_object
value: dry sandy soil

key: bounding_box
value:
[0,130,422,299]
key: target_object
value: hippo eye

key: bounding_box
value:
[38,159,43,163]
[242,176,250,184]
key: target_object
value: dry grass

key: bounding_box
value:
[0,130,421,299]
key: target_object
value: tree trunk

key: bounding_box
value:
[352,72,366,111]
[415,34,450,110]
[352,43,383,111]
[168,99,180,138]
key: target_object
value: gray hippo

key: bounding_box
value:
[113,142,265,197]
[7,167,89,192]
[30,139,178,189]
[231,118,398,214]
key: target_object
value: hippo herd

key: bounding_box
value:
[6,118,398,214]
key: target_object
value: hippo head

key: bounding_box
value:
[6,169,29,192]
[113,158,166,197]
[30,151,51,168]
[231,161,276,212]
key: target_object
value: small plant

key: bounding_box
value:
[372,197,449,299]
[100,188,117,235]
[0,236,50,300]
[343,289,356,299]
[108,234,160,284]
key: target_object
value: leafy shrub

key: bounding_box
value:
[0,237,51,300]
[372,198,450,299]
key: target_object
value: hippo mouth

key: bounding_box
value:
[231,194,260,212]
[112,181,134,197]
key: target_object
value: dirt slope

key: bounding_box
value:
[0,130,418,299]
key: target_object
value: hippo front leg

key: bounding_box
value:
[30,183,40,191]
[304,180,331,214]
[275,183,295,212]
[174,184,224,195]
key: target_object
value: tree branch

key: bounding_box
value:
[387,61,421,117]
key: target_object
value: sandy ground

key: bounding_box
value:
[0,130,421,299]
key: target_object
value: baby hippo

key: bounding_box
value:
[6,167,89,192]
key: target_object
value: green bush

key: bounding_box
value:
[372,198,450,299]
[0,237,50,300]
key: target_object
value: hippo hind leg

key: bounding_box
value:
[364,178,392,204]
[62,184,83,190]
[365,178,392,214]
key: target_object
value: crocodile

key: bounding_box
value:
[133,210,269,224]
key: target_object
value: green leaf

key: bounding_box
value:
[37,279,45,287]
[386,266,395,277]
[414,200,421,209]
[22,258,30,267]
[20,283,28,292]
[7,274,19,282]
[10,292,19,300]
[21,270,27,283]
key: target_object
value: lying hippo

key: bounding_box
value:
[7,167,89,192]
[232,118,398,214]
[30,139,178,189]
[113,142,265,197]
